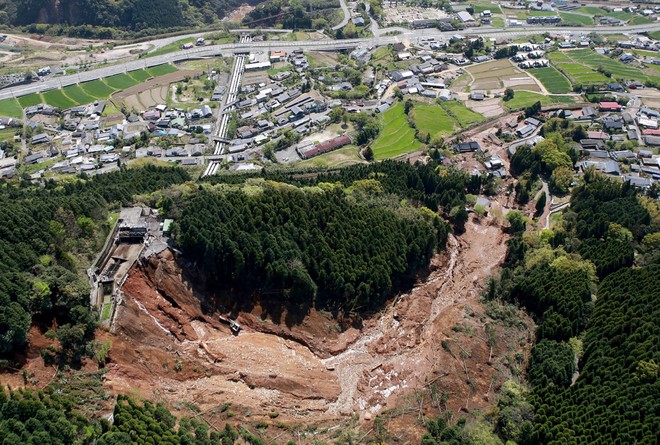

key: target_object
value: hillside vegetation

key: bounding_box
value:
[0,0,258,38]
[177,161,469,313]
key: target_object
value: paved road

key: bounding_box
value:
[1,23,658,101]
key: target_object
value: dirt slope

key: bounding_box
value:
[102,215,532,441]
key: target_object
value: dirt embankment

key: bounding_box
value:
[99,215,533,441]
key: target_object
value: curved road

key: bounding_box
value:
[333,0,352,31]
[1,23,658,101]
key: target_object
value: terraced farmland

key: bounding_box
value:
[42,89,76,109]
[371,102,421,160]
[147,64,178,77]
[61,85,96,105]
[81,80,117,98]
[17,94,43,108]
[410,103,455,137]
[549,51,610,85]
[529,66,572,93]
[104,73,139,90]
[440,101,485,127]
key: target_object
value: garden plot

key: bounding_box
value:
[466,59,538,92]
[113,70,199,111]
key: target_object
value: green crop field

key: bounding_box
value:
[42,89,76,109]
[577,6,607,15]
[529,66,572,93]
[104,73,138,90]
[570,49,660,84]
[0,98,23,118]
[629,16,653,25]
[473,3,502,14]
[411,103,455,136]
[559,12,593,25]
[491,17,505,27]
[649,31,660,40]
[606,11,633,20]
[81,80,117,98]
[371,102,421,160]
[62,84,95,105]
[17,93,43,108]
[146,38,194,58]
[503,91,575,110]
[549,52,610,85]
[129,69,151,82]
[147,64,178,77]
[440,101,485,127]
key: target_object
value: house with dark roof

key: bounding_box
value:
[453,141,481,153]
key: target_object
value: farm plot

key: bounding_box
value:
[113,69,200,111]
[548,52,610,85]
[570,49,660,84]
[371,102,421,160]
[105,73,139,90]
[61,84,95,105]
[147,64,178,78]
[473,2,502,14]
[440,101,485,127]
[529,66,572,93]
[503,91,575,111]
[559,12,593,25]
[18,93,43,108]
[466,59,538,92]
[42,89,76,109]
[129,69,152,82]
[410,103,455,137]
[0,98,23,118]
[81,80,117,98]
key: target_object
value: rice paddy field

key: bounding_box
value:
[0,98,24,118]
[105,73,139,90]
[558,12,593,25]
[529,66,572,93]
[147,64,178,78]
[371,102,421,160]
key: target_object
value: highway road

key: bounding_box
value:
[1,23,659,101]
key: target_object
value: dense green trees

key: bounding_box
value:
[177,179,448,312]
[0,166,189,359]
[474,174,658,445]
[0,386,239,445]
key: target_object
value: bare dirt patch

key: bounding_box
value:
[112,70,200,108]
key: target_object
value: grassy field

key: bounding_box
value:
[0,127,17,142]
[62,84,95,105]
[411,103,455,136]
[576,6,607,15]
[371,102,421,160]
[503,91,575,110]
[491,17,505,27]
[649,31,660,40]
[440,101,485,127]
[146,38,194,58]
[298,145,365,167]
[18,93,43,108]
[81,79,117,98]
[559,12,593,25]
[128,69,151,82]
[0,98,24,118]
[629,16,653,25]
[267,65,292,77]
[529,66,572,93]
[147,64,178,77]
[473,3,502,14]
[42,89,76,109]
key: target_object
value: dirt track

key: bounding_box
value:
[98,214,532,441]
